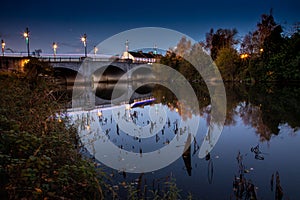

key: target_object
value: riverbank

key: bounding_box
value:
[0,71,104,199]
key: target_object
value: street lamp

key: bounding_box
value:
[1,40,5,56]
[125,39,129,59]
[94,46,98,55]
[23,27,30,57]
[240,53,249,59]
[81,33,87,57]
[52,42,58,58]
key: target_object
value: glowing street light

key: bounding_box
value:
[94,46,98,56]
[52,42,58,57]
[23,27,30,56]
[1,40,5,56]
[240,53,249,59]
[81,33,87,57]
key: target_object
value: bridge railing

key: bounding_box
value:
[39,57,83,62]
[39,56,119,63]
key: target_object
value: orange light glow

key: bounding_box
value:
[240,53,249,59]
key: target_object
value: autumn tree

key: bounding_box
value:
[174,36,191,57]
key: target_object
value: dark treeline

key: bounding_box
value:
[161,10,300,82]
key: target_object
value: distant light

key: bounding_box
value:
[94,46,98,55]
[260,48,264,52]
[53,43,58,50]
[21,59,30,67]
[240,53,249,59]
[81,34,87,45]
[125,104,131,110]
[23,32,28,38]
[97,110,102,117]
[86,125,90,130]
[1,40,5,49]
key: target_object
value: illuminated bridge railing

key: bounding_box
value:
[39,57,83,62]
[39,55,120,63]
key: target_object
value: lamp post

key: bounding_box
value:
[81,33,87,57]
[23,27,30,57]
[52,42,58,58]
[1,40,5,56]
[94,46,98,55]
[125,39,129,59]
[154,44,157,55]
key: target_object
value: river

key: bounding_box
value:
[67,82,300,199]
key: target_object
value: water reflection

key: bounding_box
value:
[70,101,200,173]
[67,83,300,199]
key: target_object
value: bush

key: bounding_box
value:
[0,62,103,199]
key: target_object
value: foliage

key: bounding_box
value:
[215,47,240,81]
[125,177,184,200]
[202,10,300,82]
[0,60,103,199]
[160,38,215,83]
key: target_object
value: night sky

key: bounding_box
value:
[0,0,299,55]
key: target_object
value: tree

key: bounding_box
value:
[240,10,288,82]
[215,47,240,81]
[174,36,191,57]
[242,10,279,56]
[265,28,300,81]
[205,28,238,60]
[240,32,254,54]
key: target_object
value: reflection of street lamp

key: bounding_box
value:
[81,34,87,57]
[23,27,30,57]
[1,40,5,56]
[52,42,58,57]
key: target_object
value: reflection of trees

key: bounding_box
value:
[153,83,300,141]
[239,102,273,141]
[238,84,300,141]
[152,84,210,121]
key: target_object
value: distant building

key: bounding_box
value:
[121,51,161,63]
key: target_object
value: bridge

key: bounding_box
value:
[0,55,156,110]
[61,58,155,110]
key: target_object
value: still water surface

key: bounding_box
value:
[68,83,300,199]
